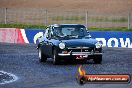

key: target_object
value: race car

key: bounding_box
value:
[37,24,102,65]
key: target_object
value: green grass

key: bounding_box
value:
[89,16,128,22]
[51,16,128,22]
[89,27,132,31]
[0,23,131,31]
[0,24,47,29]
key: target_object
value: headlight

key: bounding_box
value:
[59,42,65,49]
[95,42,102,48]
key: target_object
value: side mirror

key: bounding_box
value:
[87,31,91,38]
[87,30,89,33]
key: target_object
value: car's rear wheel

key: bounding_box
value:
[38,48,47,62]
[93,55,102,64]
[53,49,60,65]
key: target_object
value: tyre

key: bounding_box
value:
[93,55,102,64]
[53,49,60,65]
[38,48,47,62]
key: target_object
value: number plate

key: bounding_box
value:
[76,55,84,59]
[76,55,88,59]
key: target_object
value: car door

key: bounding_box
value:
[44,27,53,57]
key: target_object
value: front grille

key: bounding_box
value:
[67,47,94,52]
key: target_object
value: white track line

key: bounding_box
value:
[20,29,29,43]
[0,71,18,85]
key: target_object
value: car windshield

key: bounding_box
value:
[52,25,88,39]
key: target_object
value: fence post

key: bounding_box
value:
[4,8,7,24]
[128,13,131,30]
[45,9,48,25]
[85,11,88,28]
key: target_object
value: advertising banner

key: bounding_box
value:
[0,28,132,48]
[0,28,25,43]
[90,31,132,48]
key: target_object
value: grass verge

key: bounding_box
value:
[0,23,131,31]
[0,24,47,29]
[89,27,132,31]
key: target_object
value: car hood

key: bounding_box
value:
[61,38,97,47]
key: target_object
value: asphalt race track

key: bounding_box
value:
[0,43,132,88]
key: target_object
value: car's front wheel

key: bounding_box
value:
[53,49,60,65]
[93,55,102,64]
[38,48,47,62]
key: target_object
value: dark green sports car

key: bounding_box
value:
[37,24,102,65]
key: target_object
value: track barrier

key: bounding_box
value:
[0,28,132,48]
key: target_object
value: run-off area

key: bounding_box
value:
[0,43,132,88]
